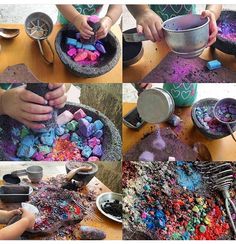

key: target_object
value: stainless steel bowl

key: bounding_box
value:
[163,14,210,58]
[96,192,122,223]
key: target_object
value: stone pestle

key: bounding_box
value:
[26,83,58,132]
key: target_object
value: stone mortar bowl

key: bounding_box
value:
[0,102,121,161]
[65,162,98,186]
[213,10,236,55]
[55,24,121,77]
[163,14,209,58]
[191,98,236,139]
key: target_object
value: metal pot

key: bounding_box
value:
[163,14,209,58]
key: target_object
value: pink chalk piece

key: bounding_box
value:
[57,110,74,126]
[88,15,100,24]
[33,152,45,161]
[74,51,88,62]
[74,108,87,121]
[88,156,100,161]
[141,212,147,219]
[94,50,100,57]
[60,133,71,140]
[87,51,98,61]
[67,48,77,57]
[88,137,100,148]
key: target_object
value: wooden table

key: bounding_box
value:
[123,40,236,83]
[0,163,122,240]
[123,102,236,161]
[0,24,122,83]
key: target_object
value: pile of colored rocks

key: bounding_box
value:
[218,21,236,41]
[195,105,228,133]
[66,21,106,65]
[214,102,236,123]
[9,108,104,161]
[123,161,235,240]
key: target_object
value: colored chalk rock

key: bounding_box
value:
[139,151,154,161]
[38,145,51,155]
[66,120,79,131]
[76,42,83,49]
[17,145,36,158]
[85,116,92,123]
[21,135,36,147]
[78,118,93,137]
[93,120,104,132]
[74,51,88,62]
[55,126,65,136]
[82,145,92,158]
[70,132,79,142]
[93,129,103,138]
[76,33,81,40]
[67,48,77,57]
[40,129,55,146]
[88,137,100,148]
[199,225,207,233]
[60,133,71,140]
[206,60,222,70]
[77,226,106,240]
[66,37,77,46]
[82,44,96,51]
[95,41,106,54]
[20,127,30,138]
[88,156,99,161]
[92,144,102,157]
[33,152,45,161]
[57,110,74,126]
[74,108,87,121]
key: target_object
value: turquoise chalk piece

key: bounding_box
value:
[82,44,96,51]
[66,37,77,46]
[76,41,83,49]
[206,60,222,70]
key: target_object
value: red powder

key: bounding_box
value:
[51,138,82,161]
[194,205,230,240]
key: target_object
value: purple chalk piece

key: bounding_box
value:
[60,133,71,140]
[78,118,93,137]
[92,144,102,157]
[88,137,100,148]
[139,151,154,161]
[74,109,87,121]
[33,152,45,161]
[76,32,81,40]
[95,42,106,54]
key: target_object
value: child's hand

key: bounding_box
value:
[0,86,53,130]
[136,9,164,42]
[201,10,218,47]
[45,84,67,109]
[74,14,94,39]
[0,209,22,224]
[96,16,113,40]
[20,208,35,230]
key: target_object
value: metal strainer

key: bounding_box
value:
[25,12,54,64]
[213,98,236,142]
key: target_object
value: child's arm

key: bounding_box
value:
[126,5,163,42]
[201,4,222,46]
[96,5,122,39]
[0,209,35,240]
[0,210,21,224]
[56,5,94,39]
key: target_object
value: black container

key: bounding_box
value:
[26,83,58,131]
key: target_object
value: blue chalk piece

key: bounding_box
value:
[66,37,77,46]
[21,135,36,147]
[93,120,104,132]
[82,44,96,51]
[85,116,93,123]
[55,126,65,136]
[82,145,92,158]
[40,129,55,146]
[70,132,79,142]
[93,129,103,138]
[206,60,222,70]
[17,145,36,158]
[76,41,83,49]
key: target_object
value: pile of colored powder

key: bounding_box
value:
[214,102,236,123]
[66,35,106,65]
[5,108,104,161]
[218,22,236,42]
[123,161,234,240]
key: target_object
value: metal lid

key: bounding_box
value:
[137,88,174,123]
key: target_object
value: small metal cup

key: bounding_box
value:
[25,12,54,64]
[213,98,236,142]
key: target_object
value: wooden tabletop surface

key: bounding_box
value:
[0,24,122,84]
[0,163,122,240]
[123,39,236,83]
[123,102,236,161]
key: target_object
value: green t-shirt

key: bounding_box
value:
[58,4,103,25]
[150,5,196,21]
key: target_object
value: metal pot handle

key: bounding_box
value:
[226,123,236,142]
[37,39,54,65]
[11,169,27,176]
